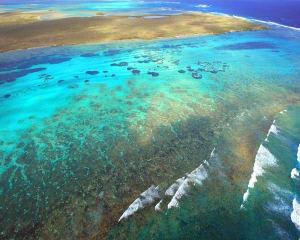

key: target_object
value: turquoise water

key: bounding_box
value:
[0,26,300,239]
[0,0,182,17]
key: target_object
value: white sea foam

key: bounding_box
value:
[291,168,300,179]
[279,109,287,114]
[291,198,300,231]
[270,220,292,239]
[266,202,291,217]
[268,182,293,198]
[297,144,300,163]
[207,11,300,31]
[291,145,300,179]
[154,199,163,211]
[168,163,208,209]
[119,149,215,218]
[265,183,293,218]
[119,185,160,222]
[166,148,215,209]
[241,145,277,208]
[252,19,300,31]
[195,4,210,8]
[165,177,186,196]
[265,120,279,141]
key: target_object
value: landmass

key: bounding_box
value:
[0,11,265,52]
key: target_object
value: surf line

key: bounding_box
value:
[291,144,300,179]
[290,144,300,231]
[118,148,216,222]
[207,11,300,32]
[240,119,280,209]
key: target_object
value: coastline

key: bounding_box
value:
[0,11,266,53]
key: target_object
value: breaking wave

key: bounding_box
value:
[265,120,279,141]
[297,144,300,163]
[291,168,300,179]
[291,198,300,231]
[119,185,160,222]
[167,161,209,209]
[118,148,216,221]
[206,11,300,32]
[291,144,300,231]
[240,119,280,209]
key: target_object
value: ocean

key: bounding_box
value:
[0,1,300,239]
[1,0,300,28]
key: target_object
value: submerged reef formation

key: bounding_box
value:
[0,28,300,239]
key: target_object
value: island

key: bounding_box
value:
[0,11,265,52]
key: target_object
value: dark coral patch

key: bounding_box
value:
[3,93,11,98]
[132,70,140,75]
[111,62,128,67]
[138,60,150,64]
[216,41,277,50]
[48,57,71,64]
[178,70,186,74]
[0,68,46,84]
[80,53,99,58]
[57,80,64,83]
[192,72,202,79]
[39,73,53,81]
[86,71,99,75]
[162,44,182,49]
[103,49,120,56]
[209,70,218,74]
[147,71,159,77]
[186,66,195,72]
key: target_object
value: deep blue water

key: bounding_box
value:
[1,0,300,28]
[183,0,300,28]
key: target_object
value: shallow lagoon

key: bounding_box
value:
[0,25,300,239]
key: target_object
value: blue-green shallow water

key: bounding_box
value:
[0,27,300,239]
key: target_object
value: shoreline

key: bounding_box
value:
[0,11,266,53]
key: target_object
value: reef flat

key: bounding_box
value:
[0,11,265,52]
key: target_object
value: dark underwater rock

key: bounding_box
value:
[147,71,159,77]
[192,72,202,79]
[132,69,140,75]
[80,53,99,58]
[216,41,277,50]
[111,62,128,67]
[103,49,120,56]
[86,71,99,75]
[48,57,71,64]
[178,70,186,74]
[0,67,46,84]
